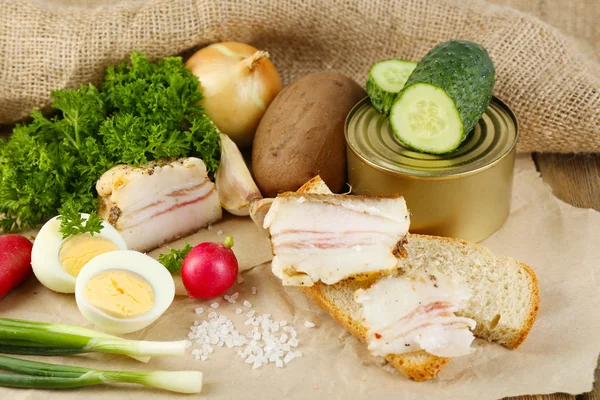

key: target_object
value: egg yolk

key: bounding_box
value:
[59,234,119,277]
[84,270,154,318]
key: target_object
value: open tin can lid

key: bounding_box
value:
[345,96,518,179]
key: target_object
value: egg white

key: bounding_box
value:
[31,214,128,294]
[75,250,175,334]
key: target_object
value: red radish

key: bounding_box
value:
[181,236,239,299]
[0,234,34,298]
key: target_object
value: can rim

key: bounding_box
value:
[345,96,519,181]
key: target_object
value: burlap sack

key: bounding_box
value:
[0,0,598,153]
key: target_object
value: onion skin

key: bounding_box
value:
[185,42,282,149]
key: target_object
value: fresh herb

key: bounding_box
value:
[57,202,104,239]
[0,53,220,233]
[158,242,193,273]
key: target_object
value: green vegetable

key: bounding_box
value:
[57,203,103,239]
[0,355,203,393]
[158,242,193,273]
[389,40,495,154]
[366,59,417,114]
[0,318,188,361]
[0,52,220,233]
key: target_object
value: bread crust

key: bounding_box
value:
[407,234,540,349]
[299,284,451,382]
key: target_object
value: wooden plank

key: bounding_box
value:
[533,153,600,211]
[506,395,575,400]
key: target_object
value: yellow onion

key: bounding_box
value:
[185,42,282,149]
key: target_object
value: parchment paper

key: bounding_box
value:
[0,154,598,400]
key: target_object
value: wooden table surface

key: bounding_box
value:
[0,120,598,399]
[506,153,600,400]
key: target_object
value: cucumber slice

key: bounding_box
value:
[389,83,463,154]
[366,59,417,115]
[390,40,495,154]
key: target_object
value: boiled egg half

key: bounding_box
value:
[31,214,128,294]
[75,250,175,334]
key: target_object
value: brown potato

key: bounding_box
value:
[252,72,366,197]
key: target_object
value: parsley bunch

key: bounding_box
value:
[0,53,220,233]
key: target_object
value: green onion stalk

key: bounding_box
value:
[0,355,202,393]
[0,318,189,362]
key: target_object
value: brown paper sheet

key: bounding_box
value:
[1,154,599,399]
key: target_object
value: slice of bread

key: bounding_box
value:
[295,176,540,381]
[300,234,540,381]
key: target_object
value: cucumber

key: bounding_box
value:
[389,40,495,154]
[366,59,417,115]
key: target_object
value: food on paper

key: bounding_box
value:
[262,190,410,286]
[389,40,495,154]
[0,234,33,298]
[0,53,220,235]
[75,250,175,334]
[301,234,539,381]
[31,214,127,294]
[97,158,222,252]
[215,134,263,216]
[265,176,539,381]
[185,41,282,148]
[0,317,188,361]
[181,236,239,299]
[0,355,203,394]
[366,59,417,114]
[355,273,476,358]
[252,72,366,197]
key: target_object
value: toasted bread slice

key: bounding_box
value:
[264,179,409,286]
[296,176,540,381]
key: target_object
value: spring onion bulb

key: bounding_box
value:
[0,318,188,362]
[0,355,203,393]
[185,41,282,149]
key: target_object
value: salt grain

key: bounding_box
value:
[252,287,257,295]
[217,230,223,235]
[304,321,315,328]
[207,225,213,231]
[195,307,204,314]
[188,297,310,370]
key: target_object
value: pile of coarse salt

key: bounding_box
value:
[188,293,315,369]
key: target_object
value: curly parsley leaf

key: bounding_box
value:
[158,242,193,274]
[57,201,104,239]
[0,52,220,233]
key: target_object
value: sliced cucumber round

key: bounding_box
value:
[389,83,463,154]
[366,59,417,115]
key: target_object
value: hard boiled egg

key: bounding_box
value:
[75,250,175,334]
[31,214,127,294]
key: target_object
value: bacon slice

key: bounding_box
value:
[97,157,222,252]
[355,273,476,358]
[263,193,410,286]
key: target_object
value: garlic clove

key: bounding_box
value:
[249,198,274,228]
[215,134,262,216]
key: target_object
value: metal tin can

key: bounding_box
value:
[345,96,518,243]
